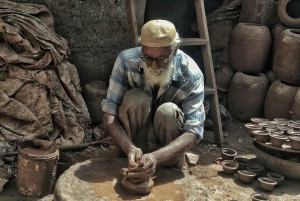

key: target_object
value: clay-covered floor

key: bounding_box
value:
[1,121,300,201]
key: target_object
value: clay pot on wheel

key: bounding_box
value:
[278,0,300,28]
[229,23,271,74]
[264,80,299,121]
[273,29,300,83]
[228,72,270,121]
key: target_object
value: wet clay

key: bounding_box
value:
[121,177,154,195]
[54,157,214,201]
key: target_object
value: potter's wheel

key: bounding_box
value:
[54,157,214,201]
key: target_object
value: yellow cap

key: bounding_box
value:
[141,20,177,47]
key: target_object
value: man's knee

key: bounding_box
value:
[155,102,184,123]
[122,88,150,107]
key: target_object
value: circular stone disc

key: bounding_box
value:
[54,157,214,201]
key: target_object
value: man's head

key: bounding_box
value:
[139,20,180,87]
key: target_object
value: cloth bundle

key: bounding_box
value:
[0,0,90,152]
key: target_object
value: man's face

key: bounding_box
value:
[141,45,174,87]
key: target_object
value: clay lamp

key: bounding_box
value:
[221,160,239,175]
[266,127,284,134]
[287,123,300,131]
[287,130,300,137]
[246,164,264,177]
[258,177,277,192]
[275,125,292,135]
[250,193,271,201]
[267,172,285,186]
[251,118,268,124]
[252,130,269,143]
[269,134,288,147]
[221,148,237,160]
[238,170,256,184]
[288,136,300,151]
[233,157,250,170]
[258,122,274,130]
[274,118,290,124]
[245,123,262,137]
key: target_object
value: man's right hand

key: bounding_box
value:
[127,146,143,168]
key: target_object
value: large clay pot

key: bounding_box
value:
[273,29,300,83]
[278,0,300,28]
[264,80,299,120]
[291,89,300,120]
[83,80,108,125]
[269,23,288,68]
[229,23,272,74]
[228,72,270,121]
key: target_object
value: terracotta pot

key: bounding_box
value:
[264,80,299,120]
[265,70,277,84]
[245,123,262,137]
[267,172,285,186]
[234,157,250,170]
[269,134,288,147]
[238,170,256,184]
[252,130,269,142]
[291,89,300,120]
[278,0,300,28]
[221,148,237,160]
[83,80,108,125]
[228,72,270,121]
[289,136,300,150]
[246,164,265,177]
[251,118,268,124]
[221,160,239,175]
[229,23,271,74]
[220,44,230,63]
[273,29,300,83]
[250,193,270,201]
[258,177,277,192]
[215,67,233,92]
[269,23,288,68]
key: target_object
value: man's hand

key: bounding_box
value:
[127,153,157,183]
[128,146,143,168]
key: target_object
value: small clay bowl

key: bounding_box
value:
[246,164,264,177]
[258,177,277,192]
[221,148,237,160]
[276,125,293,134]
[251,118,268,124]
[252,130,269,142]
[267,172,284,186]
[238,170,256,184]
[288,136,300,150]
[269,134,288,147]
[233,157,250,170]
[221,160,239,175]
[274,118,290,124]
[250,193,271,201]
[245,123,262,137]
[258,122,275,130]
[287,123,300,131]
[291,120,300,125]
[266,127,284,134]
[287,130,300,137]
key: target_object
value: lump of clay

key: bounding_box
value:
[121,177,154,195]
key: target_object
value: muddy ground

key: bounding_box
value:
[1,121,300,201]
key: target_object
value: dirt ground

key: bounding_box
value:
[1,121,300,201]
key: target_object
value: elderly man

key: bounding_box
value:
[101,20,205,183]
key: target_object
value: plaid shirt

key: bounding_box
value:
[102,47,205,138]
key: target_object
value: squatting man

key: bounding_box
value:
[101,20,205,187]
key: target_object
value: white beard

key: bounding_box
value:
[142,57,174,87]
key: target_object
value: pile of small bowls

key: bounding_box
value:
[244,118,300,150]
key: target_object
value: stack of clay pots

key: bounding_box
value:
[220,0,300,122]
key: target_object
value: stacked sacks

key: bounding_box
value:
[0,1,90,149]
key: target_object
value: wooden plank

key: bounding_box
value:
[204,86,216,95]
[125,0,139,47]
[181,38,209,46]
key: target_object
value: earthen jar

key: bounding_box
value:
[291,89,300,120]
[215,67,233,92]
[278,0,300,28]
[83,80,108,125]
[229,23,271,74]
[264,80,299,121]
[228,72,270,121]
[269,23,288,67]
[273,29,300,83]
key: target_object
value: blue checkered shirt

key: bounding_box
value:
[101,47,205,138]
